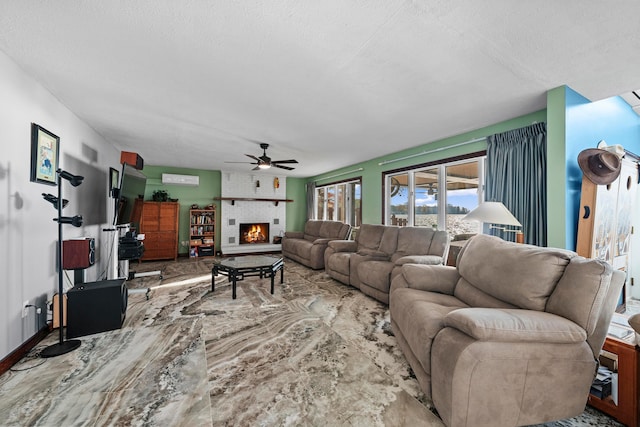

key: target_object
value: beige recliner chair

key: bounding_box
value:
[389,234,625,427]
[324,224,449,304]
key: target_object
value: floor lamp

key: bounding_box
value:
[41,169,84,358]
[463,201,524,243]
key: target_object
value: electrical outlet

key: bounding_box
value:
[22,300,29,318]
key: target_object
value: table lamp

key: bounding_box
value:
[463,201,524,243]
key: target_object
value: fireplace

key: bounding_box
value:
[239,222,269,244]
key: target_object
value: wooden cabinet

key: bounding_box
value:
[139,201,179,261]
[588,335,639,427]
[189,208,215,258]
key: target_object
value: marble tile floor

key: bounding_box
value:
[0,257,624,426]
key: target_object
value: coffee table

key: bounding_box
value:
[211,255,284,299]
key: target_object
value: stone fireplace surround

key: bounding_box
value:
[220,172,286,255]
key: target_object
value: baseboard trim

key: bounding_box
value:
[0,324,51,376]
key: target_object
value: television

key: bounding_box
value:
[114,164,147,226]
[62,154,108,225]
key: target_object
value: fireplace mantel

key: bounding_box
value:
[214,197,293,206]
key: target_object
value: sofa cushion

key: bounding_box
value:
[356,224,386,251]
[319,221,348,239]
[303,220,320,241]
[304,220,323,237]
[546,257,613,334]
[456,235,573,311]
[356,224,399,257]
[391,227,435,262]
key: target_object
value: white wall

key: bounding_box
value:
[0,50,120,360]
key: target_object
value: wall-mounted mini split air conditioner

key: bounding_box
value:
[161,173,199,186]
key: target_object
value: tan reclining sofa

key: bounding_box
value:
[281,220,351,269]
[324,223,449,304]
[390,234,625,427]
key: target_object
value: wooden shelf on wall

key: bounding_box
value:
[213,197,293,206]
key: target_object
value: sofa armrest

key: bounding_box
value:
[396,264,459,294]
[444,308,587,343]
[327,240,357,252]
[312,238,333,245]
[284,231,304,239]
[357,248,390,259]
[395,255,443,266]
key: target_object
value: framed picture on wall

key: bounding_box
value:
[109,167,120,197]
[30,123,60,185]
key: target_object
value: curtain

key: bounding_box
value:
[306,181,316,221]
[486,122,547,246]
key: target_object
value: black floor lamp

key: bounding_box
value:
[41,168,84,358]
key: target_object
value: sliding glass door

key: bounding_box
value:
[385,157,484,237]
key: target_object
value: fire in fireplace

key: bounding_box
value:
[239,222,269,244]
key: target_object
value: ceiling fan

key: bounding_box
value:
[226,143,298,171]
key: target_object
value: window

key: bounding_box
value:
[385,155,485,237]
[314,179,361,226]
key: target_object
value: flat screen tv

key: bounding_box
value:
[63,154,108,225]
[114,164,147,226]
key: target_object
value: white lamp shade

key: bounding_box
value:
[463,202,522,227]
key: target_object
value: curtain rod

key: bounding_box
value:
[378,137,487,166]
[315,167,364,182]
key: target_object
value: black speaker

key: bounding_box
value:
[66,279,127,338]
[62,238,95,270]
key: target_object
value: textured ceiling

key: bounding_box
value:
[1,1,639,177]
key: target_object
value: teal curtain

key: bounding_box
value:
[486,122,547,246]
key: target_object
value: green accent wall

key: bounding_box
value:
[304,110,547,227]
[285,177,307,232]
[141,166,221,255]
[546,86,568,248]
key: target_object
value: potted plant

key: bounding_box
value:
[152,190,168,202]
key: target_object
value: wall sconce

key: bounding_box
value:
[463,201,524,243]
[256,180,260,188]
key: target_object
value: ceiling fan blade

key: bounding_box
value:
[252,165,261,171]
[224,161,257,164]
[272,159,298,164]
[274,164,295,170]
[245,154,261,162]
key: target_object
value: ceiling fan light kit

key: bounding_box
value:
[225,143,298,171]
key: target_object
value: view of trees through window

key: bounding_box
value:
[386,157,484,237]
[314,179,361,227]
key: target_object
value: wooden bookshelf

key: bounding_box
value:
[189,207,215,258]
